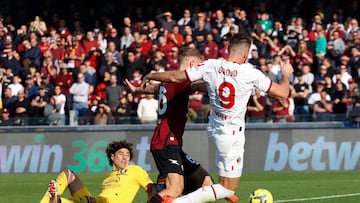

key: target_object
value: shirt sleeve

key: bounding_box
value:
[134,165,153,190]
[253,68,272,93]
[185,61,210,82]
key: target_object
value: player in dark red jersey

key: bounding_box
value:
[125,48,216,203]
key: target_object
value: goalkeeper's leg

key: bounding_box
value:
[40,169,90,203]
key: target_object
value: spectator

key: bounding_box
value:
[298,64,314,92]
[124,51,146,79]
[218,36,230,59]
[177,9,193,32]
[40,56,57,82]
[291,72,310,121]
[69,73,89,125]
[257,11,273,35]
[120,26,134,53]
[295,40,314,71]
[49,38,65,61]
[220,16,239,38]
[105,74,122,113]
[64,36,86,69]
[24,74,38,100]
[347,93,360,124]
[41,74,55,97]
[188,91,203,123]
[166,25,184,48]
[0,49,23,76]
[0,108,12,126]
[8,75,24,97]
[314,23,327,62]
[53,85,66,125]
[193,20,209,53]
[211,9,225,31]
[2,87,17,114]
[330,79,348,120]
[136,94,158,124]
[115,94,132,124]
[166,46,179,71]
[79,61,97,86]
[202,33,219,60]
[333,65,352,90]
[94,103,112,125]
[272,96,291,123]
[29,16,47,36]
[13,90,32,125]
[55,63,73,96]
[107,41,124,67]
[44,96,63,125]
[238,9,252,34]
[31,85,50,125]
[313,89,333,121]
[38,35,51,54]
[24,37,42,70]
[82,31,99,56]
[246,88,267,123]
[346,18,360,41]
[156,11,176,32]
[97,31,108,54]
[308,80,331,111]
[331,30,346,55]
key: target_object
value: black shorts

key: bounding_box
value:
[151,145,201,183]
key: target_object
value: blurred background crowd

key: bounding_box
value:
[0,0,359,126]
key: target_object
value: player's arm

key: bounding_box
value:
[267,61,293,100]
[144,70,188,83]
[190,80,207,93]
[124,79,160,95]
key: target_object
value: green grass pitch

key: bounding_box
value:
[1,171,359,203]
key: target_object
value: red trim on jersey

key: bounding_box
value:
[210,185,217,200]
[266,80,273,93]
[185,70,191,81]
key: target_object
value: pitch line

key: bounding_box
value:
[275,193,360,202]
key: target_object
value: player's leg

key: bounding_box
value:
[148,146,184,203]
[173,128,244,203]
[40,169,92,203]
[181,150,214,195]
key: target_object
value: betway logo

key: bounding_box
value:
[264,132,360,171]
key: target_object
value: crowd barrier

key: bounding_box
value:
[0,122,359,174]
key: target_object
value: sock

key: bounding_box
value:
[56,170,75,195]
[148,193,163,203]
[173,184,234,203]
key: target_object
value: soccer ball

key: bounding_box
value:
[249,188,273,203]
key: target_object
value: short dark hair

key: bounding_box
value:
[229,32,252,52]
[106,140,134,166]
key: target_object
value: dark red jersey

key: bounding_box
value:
[151,81,192,150]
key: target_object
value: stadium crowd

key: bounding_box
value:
[0,0,360,126]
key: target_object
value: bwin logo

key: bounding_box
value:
[168,159,180,165]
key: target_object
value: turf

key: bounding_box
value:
[2,171,359,203]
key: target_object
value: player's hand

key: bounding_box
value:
[142,74,151,89]
[280,59,294,79]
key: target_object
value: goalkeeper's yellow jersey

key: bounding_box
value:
[98,165,152,203]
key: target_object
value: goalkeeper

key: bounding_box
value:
[40,140,153,203]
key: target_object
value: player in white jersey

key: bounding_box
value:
[143,32,293,202]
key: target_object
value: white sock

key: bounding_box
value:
[173,184,234,203]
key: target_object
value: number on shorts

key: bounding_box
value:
[218,82,235,108]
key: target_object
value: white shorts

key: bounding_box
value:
[207,124,245,178]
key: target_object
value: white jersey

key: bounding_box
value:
[186,59,272,128]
